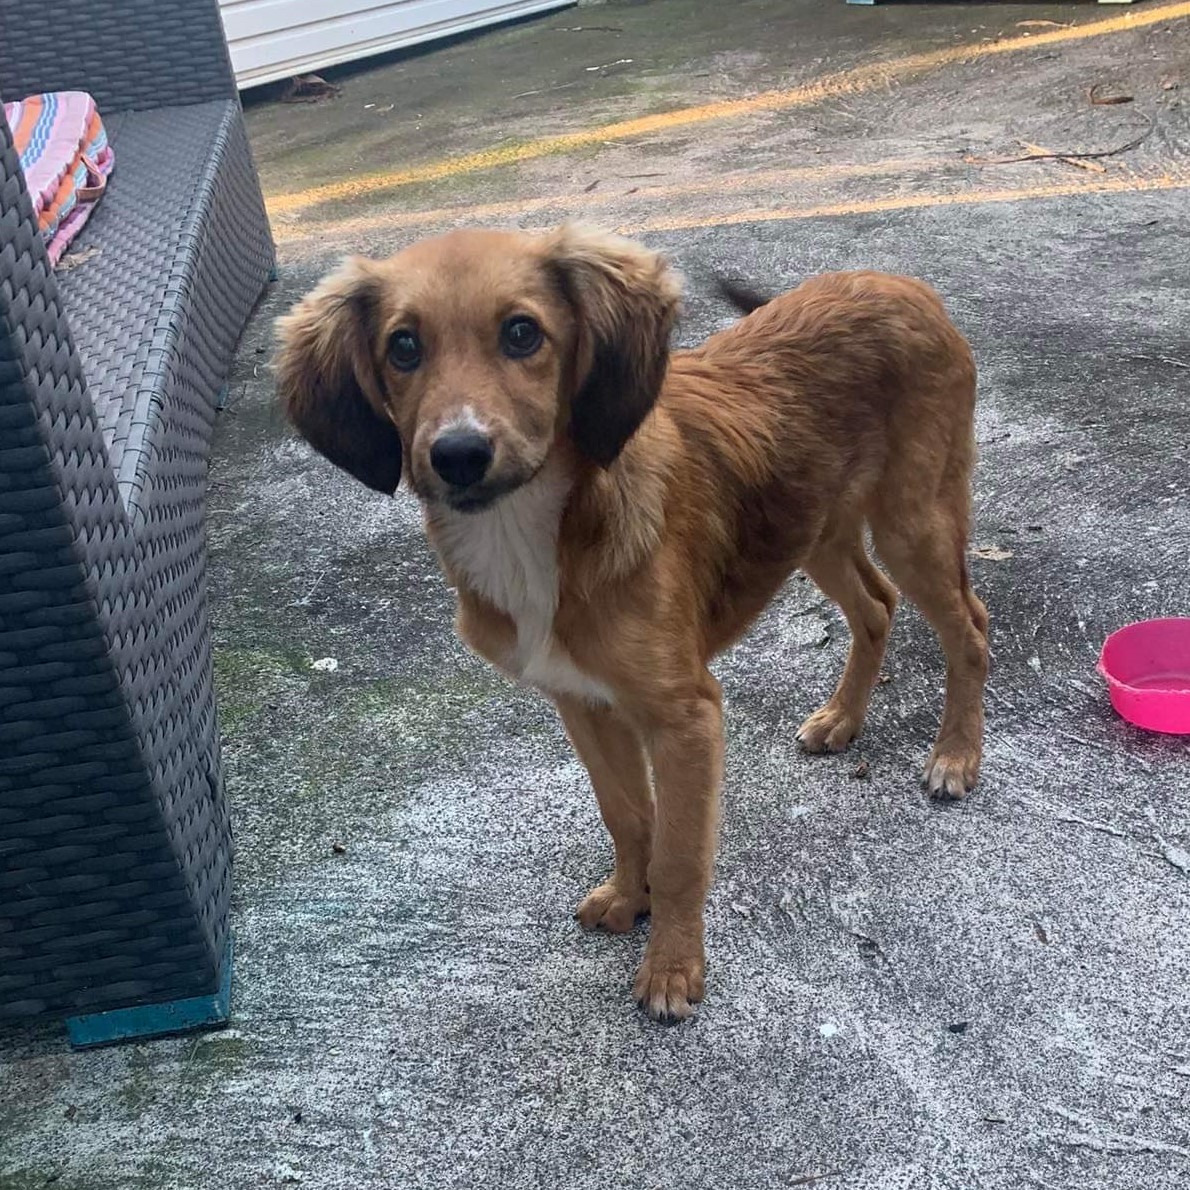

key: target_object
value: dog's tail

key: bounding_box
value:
[713,276,776,316]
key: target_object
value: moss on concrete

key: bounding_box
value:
[213,647,313,738]
[111,1046,158,1115]
[178,1032,256,1091]
[216,650,539,886]
[0,1170,93,1190]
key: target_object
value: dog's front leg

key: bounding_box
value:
[634,671,724,1021]
[555,695,654,933]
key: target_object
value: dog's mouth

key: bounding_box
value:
[438,472,533,515]
[447,491,501,514]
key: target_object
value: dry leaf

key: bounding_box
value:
[1088,83,1133,106]
[282,73,342,103]
[971,545,1014,561]
[1063,156,1106,174]
[1016,20,1070,29]
[55,244,101,272]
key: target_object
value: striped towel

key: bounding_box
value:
[4,91,114,266]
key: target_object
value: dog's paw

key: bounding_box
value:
[633,946,705,1023]
[796,702,861,753]
[576,882,649,933]
[923,745,981,800]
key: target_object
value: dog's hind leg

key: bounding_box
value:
[797,523,898,753]
[555,696,654,933]
[869,473,988,799]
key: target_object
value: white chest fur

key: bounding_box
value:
[432,468,613,706]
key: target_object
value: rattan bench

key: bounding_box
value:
[0,0,274,1044]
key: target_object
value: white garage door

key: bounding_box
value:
[218,0,573,89]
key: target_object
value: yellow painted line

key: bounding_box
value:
[618,172,1190,235]
[270,156,944,243]
[265,0,1190,217]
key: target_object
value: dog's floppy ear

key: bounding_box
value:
[544,225,681,467]
[274,257,403,495]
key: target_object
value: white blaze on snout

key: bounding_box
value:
[433,457,614,706]
[435,404,491,439]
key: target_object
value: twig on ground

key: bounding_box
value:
[291,569,329,608]
[512,81,579,99]
[1055,728,1153,771]
[1044,1104,1190,1158]
[962,117,1153,166]
[1055,812,1127,838]
[1127,354,1190,370]
[1019,140,1106,174]
[1145,809,1190,876]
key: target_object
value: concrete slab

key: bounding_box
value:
[255,0,1190,255]
[2,3,1189,1189]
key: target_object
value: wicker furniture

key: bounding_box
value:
[0,0,273,1042]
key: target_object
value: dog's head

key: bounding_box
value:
[274,226,681,512]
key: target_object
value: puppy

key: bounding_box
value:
[274,225,988,1021]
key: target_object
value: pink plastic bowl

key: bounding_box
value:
[1098,618,1190,735]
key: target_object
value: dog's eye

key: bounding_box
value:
[388,328,422,372]
[500,316,543,359]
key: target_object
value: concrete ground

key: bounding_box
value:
[3,1,1190,1187]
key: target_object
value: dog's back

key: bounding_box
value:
[704,270,977,481]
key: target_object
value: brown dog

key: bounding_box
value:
[274,225,988,1020]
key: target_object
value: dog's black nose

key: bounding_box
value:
[430,429,494,489]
